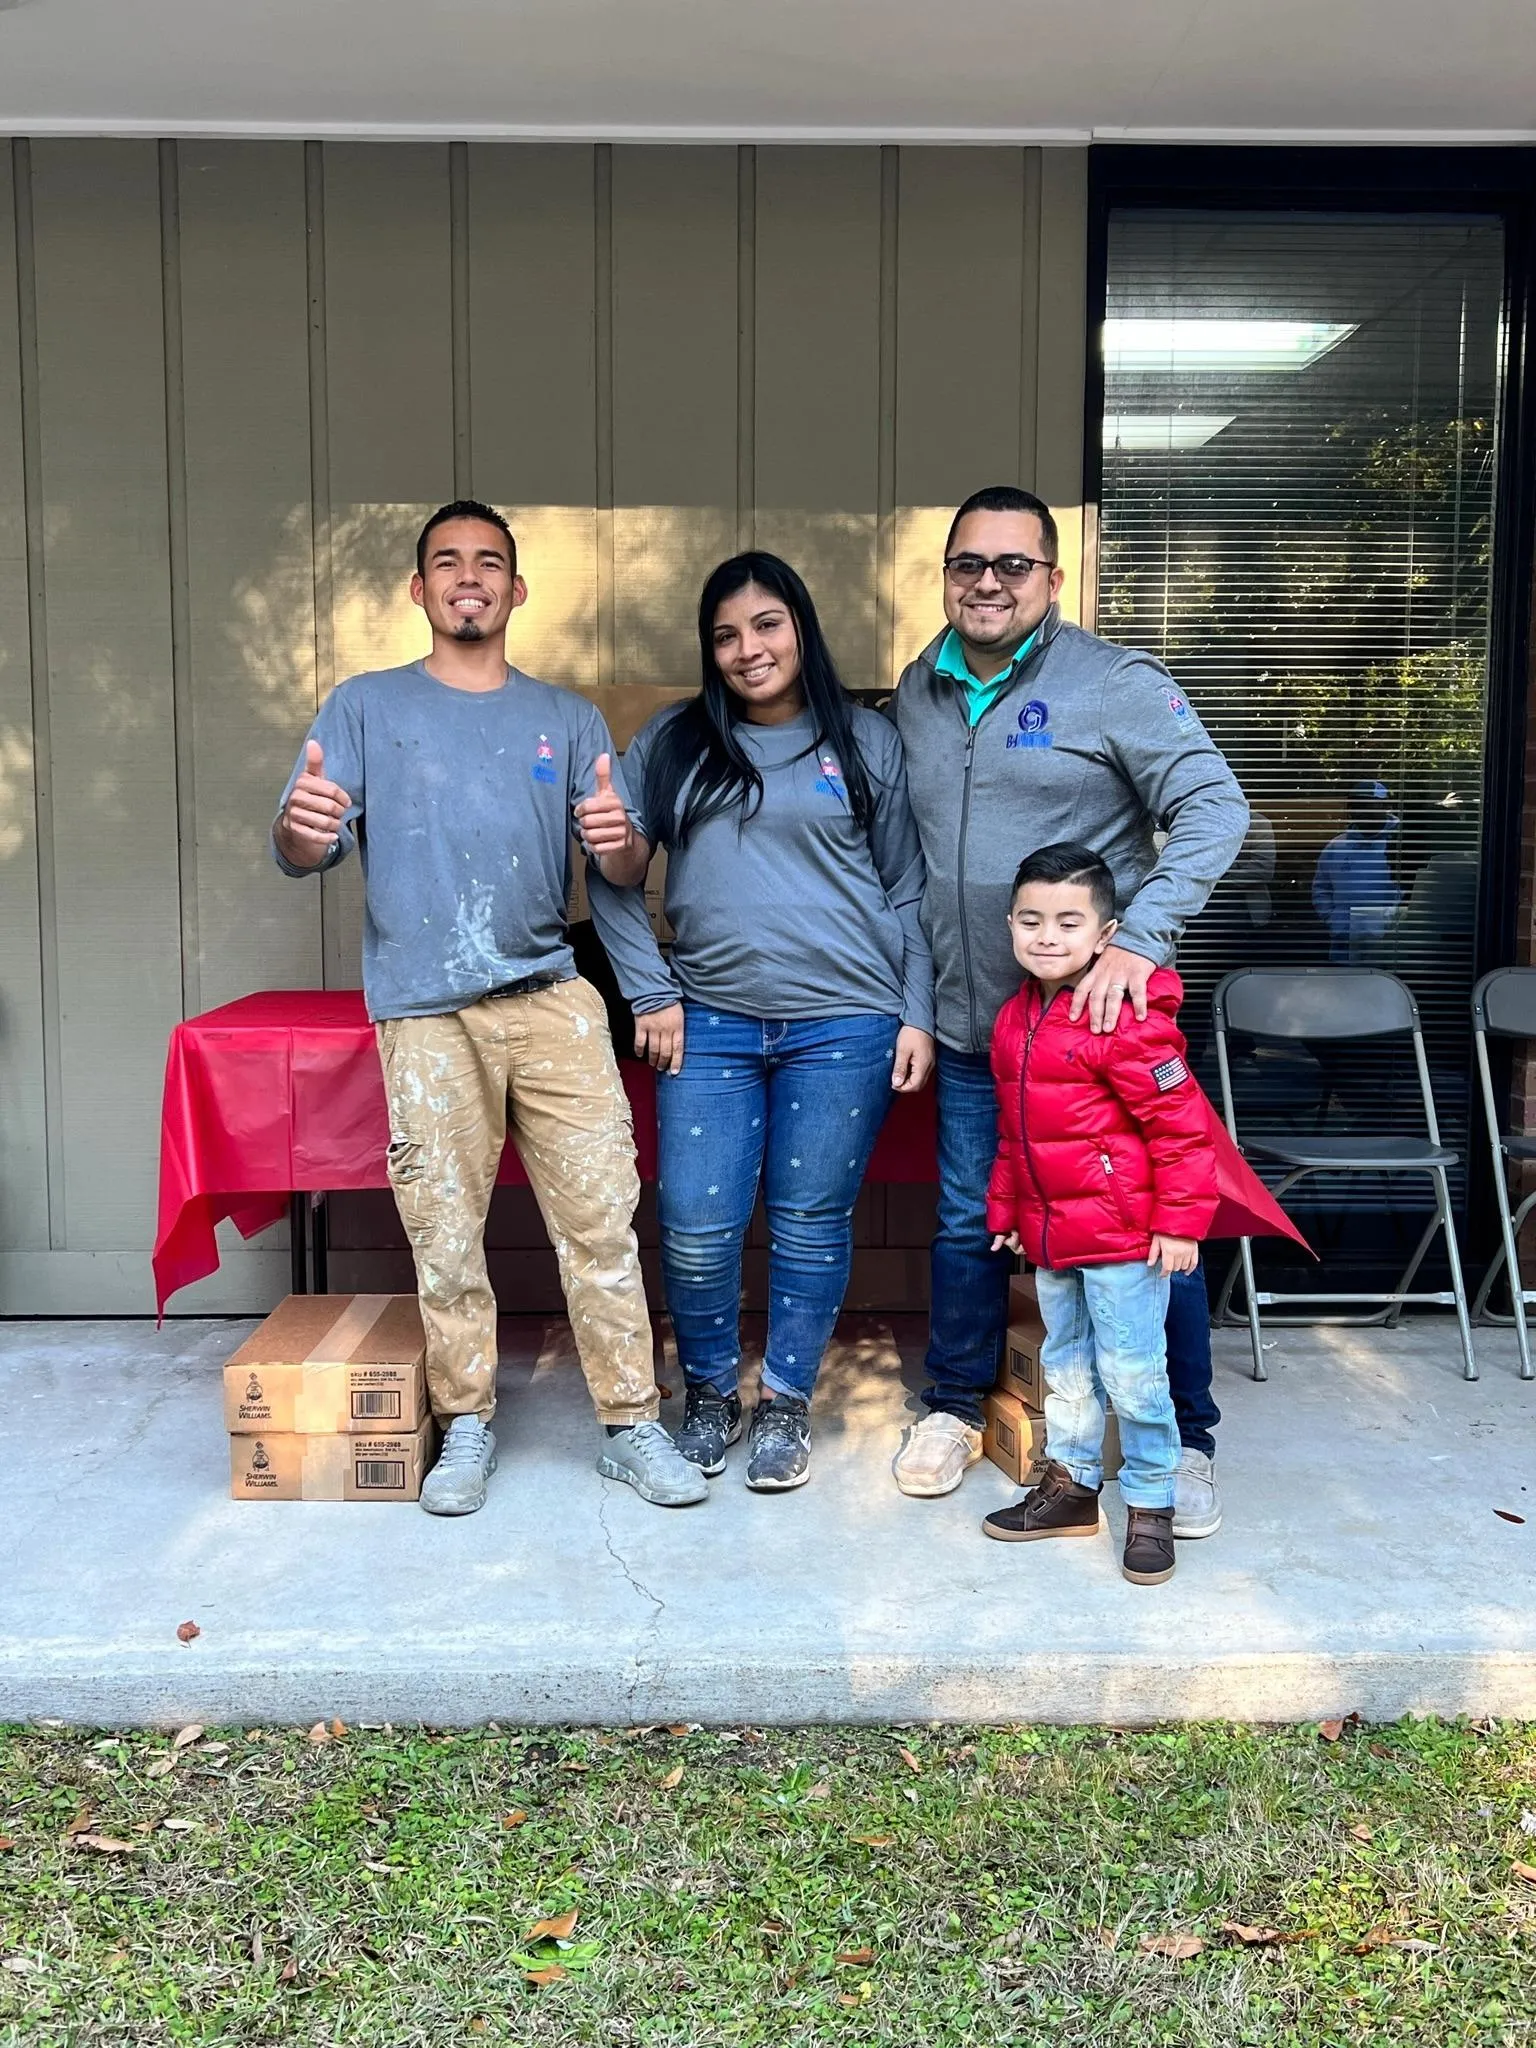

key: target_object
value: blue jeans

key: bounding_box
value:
[926,1045,1220,1449]
[656,1007,900,1403]
[1033,1262,1180,1507]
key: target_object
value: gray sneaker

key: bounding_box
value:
[420,1414,498,1516]
[597,1420,709,1507]
[1172,1447,1222,1539]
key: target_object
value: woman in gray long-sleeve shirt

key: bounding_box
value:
[591,552,936,1494]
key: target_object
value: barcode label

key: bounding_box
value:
[351,1389,402,1419]
[354,1458,406,1491]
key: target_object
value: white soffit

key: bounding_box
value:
[1,0,1534,142]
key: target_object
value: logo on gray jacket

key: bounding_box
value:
[1006,700,1053,750]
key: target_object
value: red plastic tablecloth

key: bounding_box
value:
[154,990,938,1314]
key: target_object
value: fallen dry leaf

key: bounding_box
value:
[804,1782,830,1800]
[1493,1510,1526,1525]
[469,2020,488,2035]
[835,1946,875,1965]
[330,1718,347,1739]
[1349,1926,1396,1953]
[897,1746,922,1775]
[1392,1937,1438,1953]
[666,1723,695,1736]
[558,1758,589,1773]
[1349,1823,1373,1842]
[852,1833,895,1848]
[528,1910,579,1941]
[525,1965,566,1986]
[251,1927,264,1968]
[73,1834,144,1856]
[278,1959,298,1984]
[307,1722,331,1745]
[1222,1922,1283,1946]
[175,1621,201,1645]
[1512,1861,1536,1885]
[837,1992,862,2008]
[172,1724,204,1751]
[0,1839,15,1853]
[160,1818,196,1833]
[145,1758,176,1780]
[501,1810,528,1830]
[757,1920,786,1942]
[1139,1933,1205,1959]
[659,1765,684,1790]
[1317,1719,1345,1743]
[63,1805,95,1838]
[741,1728,765,1744]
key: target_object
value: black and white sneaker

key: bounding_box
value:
[745,1397,811,1492]
[672,1386,743,1477]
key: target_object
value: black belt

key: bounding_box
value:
[484,972,566,1001]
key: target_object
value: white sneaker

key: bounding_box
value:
[892,1411,984,1498]
[1172,1447,1222,1539]
[420,1414,497,1516]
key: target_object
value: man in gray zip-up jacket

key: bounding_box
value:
[891,485,1249,1531]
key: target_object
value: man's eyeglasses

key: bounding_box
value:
[943,552,1055,586]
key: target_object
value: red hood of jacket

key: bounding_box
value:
[986,967,1310,1270]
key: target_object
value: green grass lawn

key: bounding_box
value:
[0,1717,1532,2046]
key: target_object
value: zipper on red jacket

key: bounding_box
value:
[1017,991,1050,1267]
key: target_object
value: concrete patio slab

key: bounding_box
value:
[0,1313,1531,1728]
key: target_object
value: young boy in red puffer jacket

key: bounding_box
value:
[982,841,1217,1586]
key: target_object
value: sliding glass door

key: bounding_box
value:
[1096,198,1508,1282]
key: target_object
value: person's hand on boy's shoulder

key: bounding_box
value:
[1069,944,1156,1035]
[1147,1232,1199,1276]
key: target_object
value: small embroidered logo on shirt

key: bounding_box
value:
[1006,699,1053,750]
[814,753,846,798]
[532,735,557,785]
[1152,1054,1190,1092]
[1165,691,1191,721]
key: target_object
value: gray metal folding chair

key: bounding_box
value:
[1212,967,1477,1382]
[1470,968,1536,1379]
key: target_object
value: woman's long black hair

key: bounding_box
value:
[642,551,877,849]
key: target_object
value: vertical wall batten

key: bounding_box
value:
[11,139,65,1249]
[1019,148,1043,487]
[302,141,338,982]
[449,140,472,498]
[593,142,615,690]
[875,145,900,688]
[158,139,200,1019]
[735,145,756,554]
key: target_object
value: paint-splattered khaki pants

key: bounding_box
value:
[377,977,660,1427]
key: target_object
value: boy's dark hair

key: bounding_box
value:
[1011,841,1117,922]
[945,485,1058,563]
[415,499,517,578]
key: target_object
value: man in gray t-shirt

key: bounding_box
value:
[273,500,704,1517]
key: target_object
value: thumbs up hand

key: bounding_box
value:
[573,751,634,859]
[276,736,354,869]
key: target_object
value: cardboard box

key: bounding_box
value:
[999,1319,1045,1412]
[230,1417,436,1502]
[224,1295,426,1435]
[982,1389,1122,1489]
[1009,1271,1044,1332]
[982,1388,1046,1487]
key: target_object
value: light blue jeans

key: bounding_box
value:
[1033,1262,1181,1508]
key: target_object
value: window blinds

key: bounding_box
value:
[1098,210,1505,1275]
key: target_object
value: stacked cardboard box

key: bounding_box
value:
[982,1273,1121,1487]
[224,1294,435,1502]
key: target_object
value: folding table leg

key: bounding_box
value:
[309,1192,329,1295]
[289,1193,307,1294]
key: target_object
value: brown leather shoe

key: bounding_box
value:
[1122,1506,1176,1584]
[982,1459,1102,1543]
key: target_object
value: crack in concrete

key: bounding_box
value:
[595,1482,665,1629]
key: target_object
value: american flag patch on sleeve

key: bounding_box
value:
[1151,1055,1190,1092]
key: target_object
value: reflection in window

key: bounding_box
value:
[1098,211,1503,1282]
